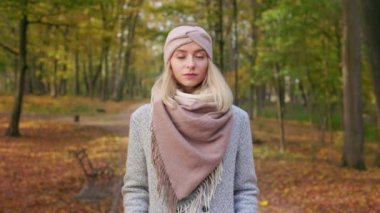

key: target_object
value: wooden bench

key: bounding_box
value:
[69,148,114,182]
[69,148,118,201]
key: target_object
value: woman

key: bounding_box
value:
[122,24,259,213]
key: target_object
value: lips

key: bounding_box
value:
[183,73,197,76]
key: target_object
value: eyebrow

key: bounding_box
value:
[174,49,206,54]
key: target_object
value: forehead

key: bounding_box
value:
[175,42,206,53]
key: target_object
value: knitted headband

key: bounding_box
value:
[163,25,213,64]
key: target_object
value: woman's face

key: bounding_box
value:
[170,42,208,93]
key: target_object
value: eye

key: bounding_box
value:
[195,51,207,59]
[195,54,206,59]
[176,55,186,59]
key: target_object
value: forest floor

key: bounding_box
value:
[0,95,380,212]
[253,118,380,213]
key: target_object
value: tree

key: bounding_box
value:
[5,1,28,137]
[2,0,101,136]
[246,0,272,119]
[205,0,225,73]
[361,0,380,167]
[98,1,121,101]
[274,62,286,152]
[341,0,365,170]
[232,0,239,105]
[254,0,342,150]
[115,0,144,101]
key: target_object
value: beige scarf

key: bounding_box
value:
[151,90,233,212]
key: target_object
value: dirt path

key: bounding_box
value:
[75,102,145,136]
[13,102,146,137]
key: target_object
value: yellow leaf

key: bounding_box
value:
[284,188,290,194]
[259,200,269,206]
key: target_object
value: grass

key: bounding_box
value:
[254,103,379,142]
[0,95,140,116]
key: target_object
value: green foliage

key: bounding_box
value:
[26,102,92,114]
[0,53,7,72]
[0,0,378,145]
[258,104,310,122]
[364,118,379,142]
[257,102,379,142]
[253,144,305,160]
[251,0,345,137]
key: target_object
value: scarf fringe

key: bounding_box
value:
[152,122,224,213]
[151,124,178,213]
[177,163,223,213]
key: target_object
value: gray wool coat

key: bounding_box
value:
[121,104,259,213]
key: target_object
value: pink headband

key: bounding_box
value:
[163,25,213,64]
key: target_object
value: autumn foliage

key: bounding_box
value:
[0,96,133,212]
[0,96,379,212]
[254,118,380,212]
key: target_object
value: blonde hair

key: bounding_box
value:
[151,60,233,112]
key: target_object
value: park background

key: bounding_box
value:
[1,0,380,212]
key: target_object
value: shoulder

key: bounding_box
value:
[130,103,151,122]
[230,105,249,122]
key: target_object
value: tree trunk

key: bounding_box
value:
[255,85,266,116]
[249,0,263,119]
[32,61,44,95]
[60,33,69,96]
[115,0,143,101]
[59,79,67,96]
[328,104,335,144]
[274,63,285,152]
[13,55,18,91]
[85,43,101,99]
[83,59,90,96]
[112,16,127,100]
[25,54,34,94]
[205,0,224,73]
[115,17,134,101]
[99,1,119,101]
[50,59,58,97]
[74,50,81,95]
[341,0,365,170]
[319,109,326,144]
[5,13,28,137]
[128,73,136,99]
[361,0,380,167]
[86,43,94,98]
[298,81,309,108]
[249,83,254,119]
[217,0,224,73]
[101,51,110,101]
[232,0,239,105]
[100,39,111,101]
[91,64,101,99]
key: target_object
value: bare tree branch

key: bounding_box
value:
[0,42,18,55]
[28,19,73,28]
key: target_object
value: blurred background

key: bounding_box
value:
[0,0,379,212]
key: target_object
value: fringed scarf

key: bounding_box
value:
[151,90,233,212]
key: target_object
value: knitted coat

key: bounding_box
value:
[121,104,259,213]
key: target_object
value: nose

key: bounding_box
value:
[186,56,196,69]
